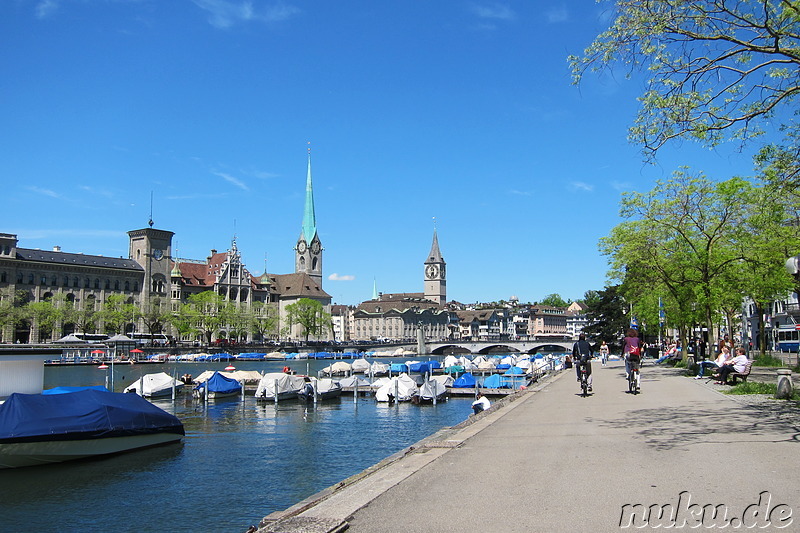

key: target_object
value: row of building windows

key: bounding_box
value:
[3,272,139,292]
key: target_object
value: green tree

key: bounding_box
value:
[600,171,750,355]
[249,301,279,343]
[177,292,226,344]
[285,298,332,342]
[26,299,59,342]
[0,288,29,342]
[141,295,171,336]
[570,0,800,158]
[539,293,569,307]
[582,285,630,347]
[97,294,140,335]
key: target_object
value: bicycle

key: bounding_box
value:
[628,358,640,394]
[579,362,590,397]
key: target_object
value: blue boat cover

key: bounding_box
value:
[503,366,526,376]
[42,386,109,395]
[408,362,432,373]
[482,374,511,389]
[452,372,477,388]
[0,389,184,443]
[194,371,241,395]
[496,363,512,370]
[390,363,408,372]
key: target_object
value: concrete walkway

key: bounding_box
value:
[255,362,800,533]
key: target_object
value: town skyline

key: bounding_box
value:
[2,2,761,306]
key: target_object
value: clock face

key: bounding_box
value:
[297,241,307,254]
[311,241,321,254]
[426,264,439,279]
[152,249,163,261]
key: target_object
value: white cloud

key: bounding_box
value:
[213,171,249,191]
[571,181,594,192]
[27,186,61,198]
[469,2,515,21]
[192,0,300,29]
[328,273,355,281]
[546,6,569,24]
[35,0,59,19]
[510,189,532,196]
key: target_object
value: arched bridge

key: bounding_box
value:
[414,340,574,356]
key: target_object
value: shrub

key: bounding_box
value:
[752,354,784,367]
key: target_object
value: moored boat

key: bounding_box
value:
[254,373,306,401]
[0,389,184,469]
[298,378,342,402]
[123,372,184,398]
[193,371,242,400]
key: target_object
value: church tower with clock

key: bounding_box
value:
[128,222,174,300]
[424,229,446,305]
[295,148,323,288]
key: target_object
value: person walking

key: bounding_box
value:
[572,333,594,392]
[599,341,609,366]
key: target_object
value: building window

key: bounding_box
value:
[0,272,5,283]
[28,273,34,284]
[85,278,90,288]
[105,280,110,290]
[51,276,57,286]
[17,272,23,283]
[63,276,69,287]
[133,281,138,291]
[94,279,100,289]
[123,281,129,291]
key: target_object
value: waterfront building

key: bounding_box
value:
[528,304,569,340]
[351,229,451,342]
[455,309,501,341]
[566,301,589,340]
[0,152,331,344]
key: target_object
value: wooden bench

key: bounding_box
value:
[728,360,754,384]
[711,360,754,384]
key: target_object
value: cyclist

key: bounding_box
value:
[572,333,594,392]
[623,328,642,390]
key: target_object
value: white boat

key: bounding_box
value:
[413,379,448,404]
[375,373,419,403]
[350,358,371,373]
[298,378,343,401]
[320,361,352,376]
[255,373,306,401]
[0,389,184,469]
[123,372,183,398]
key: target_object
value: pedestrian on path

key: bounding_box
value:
[599,341,609,366]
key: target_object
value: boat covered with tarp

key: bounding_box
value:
[413,379,448,403]
[123,372,183,398]
[42,386,109,395]
[255,373,306,401]
[0,389,184,469]
[375,374,419,402]
[452,372,478,388]
[298,378,342,401]
[193,371,241,399]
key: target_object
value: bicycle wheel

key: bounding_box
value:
[581,375,588,397]
[628,374,635,394]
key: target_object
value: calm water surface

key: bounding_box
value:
[0,359,473,533]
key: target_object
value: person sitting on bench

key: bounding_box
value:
[715,347,748,385]
[694,345,730,379]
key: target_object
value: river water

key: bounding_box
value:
[0,358,474,533]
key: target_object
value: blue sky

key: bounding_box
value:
[2,1,761,306]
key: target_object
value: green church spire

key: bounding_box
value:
[302,144,317,244]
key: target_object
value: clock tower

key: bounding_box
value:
[424,229,446,305]
[295,148,323,288]
[129,224,174,300]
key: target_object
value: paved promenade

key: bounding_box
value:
[256,362,800,533]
